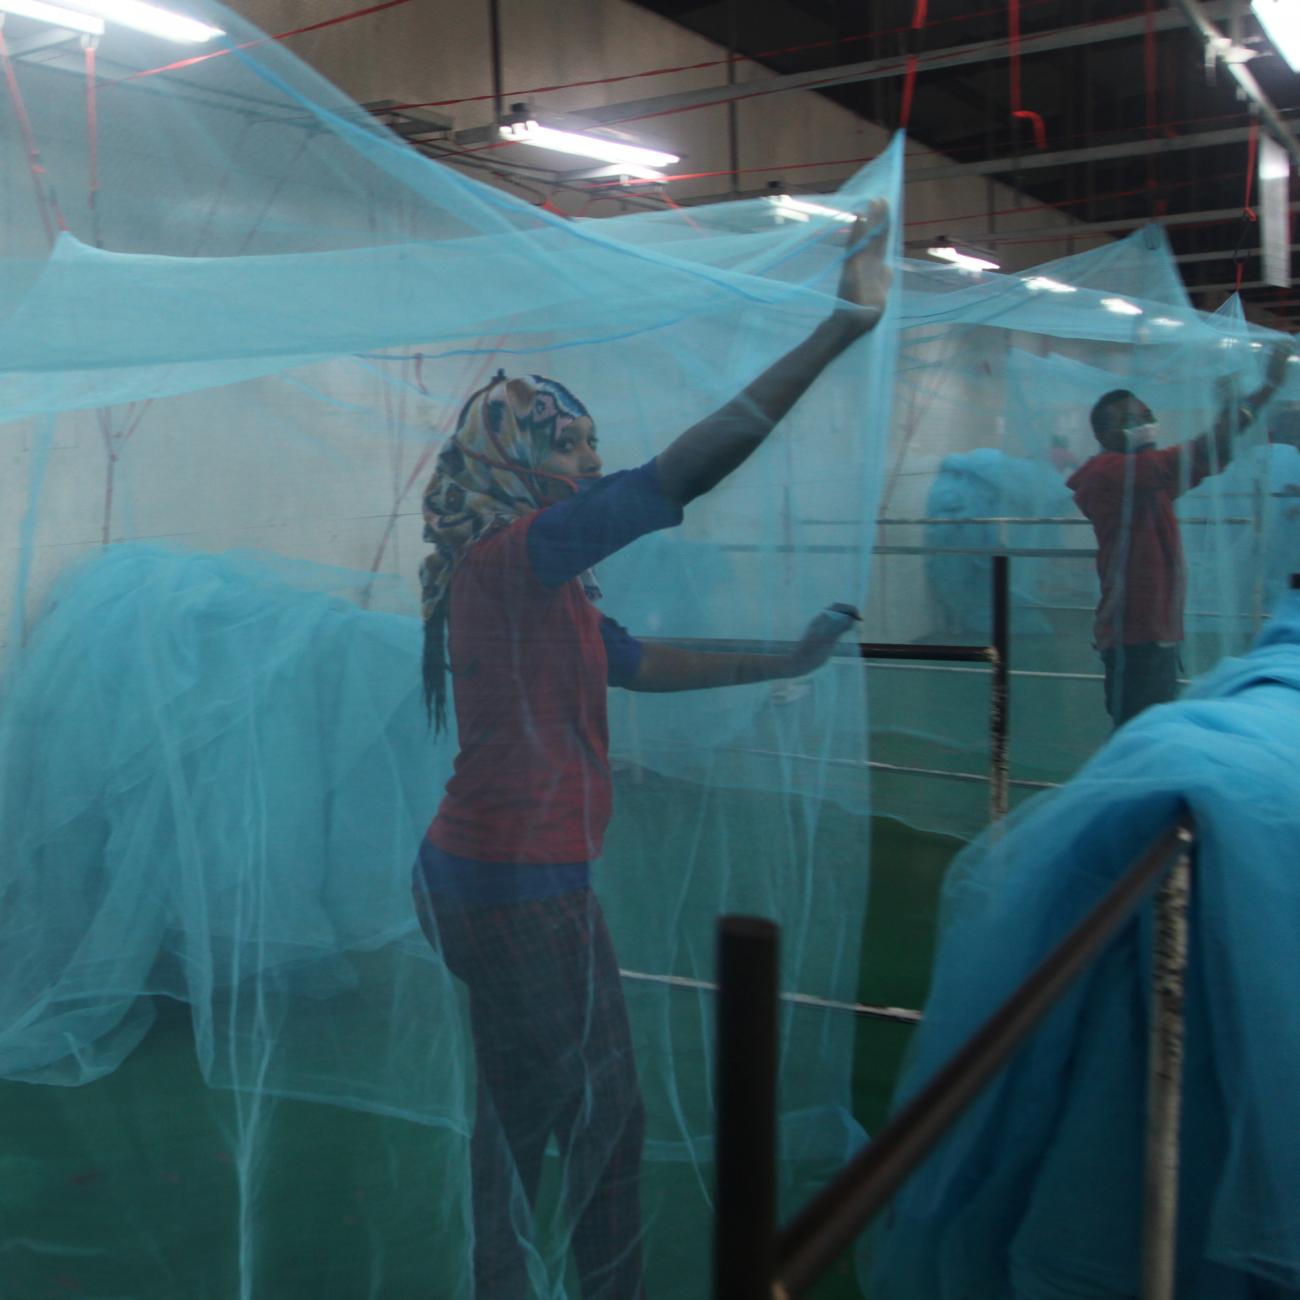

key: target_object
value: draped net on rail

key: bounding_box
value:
[0,5,900,1297]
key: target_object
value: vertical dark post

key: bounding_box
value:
[1142,835,1192,1300]
[715,916,779,1300]
[1290,573,1300,590]
[487,0,503,124]
[726,0,740,195]
[989,554,1011,822]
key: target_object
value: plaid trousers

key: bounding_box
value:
[416,887,647,1300]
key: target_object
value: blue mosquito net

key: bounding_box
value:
[0,4,1295,1298]
[0,7,900,1297]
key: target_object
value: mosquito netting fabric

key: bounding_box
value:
[871,231,1298,839]
[0,4,1295,1298]
[0,8,900,1297]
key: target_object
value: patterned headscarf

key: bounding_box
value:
[419,372,593,728]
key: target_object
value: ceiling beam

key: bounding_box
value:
[945,202,1300,246]
[569,3,1234,130]
[905,124,1286,183]
[1172,0,1300,169]
[1175,244,1300,265]
[1189,278,1293,294]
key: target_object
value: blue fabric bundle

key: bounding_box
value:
[871,591,1300,1299]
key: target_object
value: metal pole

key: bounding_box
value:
[715,916,779,1300]
[775,821,1193,1296]
[989,554,1010,822]
[726,0,740,197]
[487,0,503,124]
[1142,846,1192,1300]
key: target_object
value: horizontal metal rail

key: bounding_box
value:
[716,746,1059,793]
[873,516,1254,527]
[643,635,993,664]
[619,968,922,1027]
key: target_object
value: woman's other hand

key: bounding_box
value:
[787,604,860,676]
[833,200,891,334]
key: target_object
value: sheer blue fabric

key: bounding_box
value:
[0,3,1296,1295]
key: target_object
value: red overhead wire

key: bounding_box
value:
[899,0,928,131]
[1007,0,1047,151]
[84,41,102,246]
[659,190,703,229]
[115,0,414,84]
[0,26,67,245]
[1236,121,1260,291]
[1243,121,1260,224]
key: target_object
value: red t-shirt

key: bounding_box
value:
[426,463,683,866]
[1068,441,1211,650]
[428,515,614,863]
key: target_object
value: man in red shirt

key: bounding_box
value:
[1069,344,1290,728]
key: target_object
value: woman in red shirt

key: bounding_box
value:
[413,206,891,1300]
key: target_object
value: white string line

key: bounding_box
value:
[619,967,923,1025]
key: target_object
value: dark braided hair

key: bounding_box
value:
[422,586,451,733]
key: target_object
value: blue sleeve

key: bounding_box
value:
[600,616,644,689]
[527,460,684,589]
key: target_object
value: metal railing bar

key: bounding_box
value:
[772,819,1194,1297]
[619,968,923,1026]
[716,747,1060,792]
[1143,849,1193,1300]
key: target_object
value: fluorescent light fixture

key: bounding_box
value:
[928,244,999,272]
[1022,275,1077,293]
[1253,0,1300,71]
[1101,296,1143,316]
[0,0,104,33]
[61,0,223,42]
[499,119,679,170]
[582,162,667,183]
[767,194,855,223]
[1152,316,1185,329]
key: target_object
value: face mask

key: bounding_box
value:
[1123,422,1158,451]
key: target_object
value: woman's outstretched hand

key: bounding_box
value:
[786,604,861,676]
[833,199,891,335]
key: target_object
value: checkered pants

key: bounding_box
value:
[416,887,647,1300]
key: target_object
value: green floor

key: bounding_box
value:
[0,801,960,1300]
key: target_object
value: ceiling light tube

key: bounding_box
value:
[498,120,679,169]
[580,162,667,183]
[1252,0,1300,72]
[1022,275,1077,293]
[767,194,855,223]
[61,0,222,43]
[928,244,999,272]
[1101,296,1144,316]
[0,0,104,34]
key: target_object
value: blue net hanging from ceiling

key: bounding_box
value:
[0,6,900,1296]
[1,4,1296,1298]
